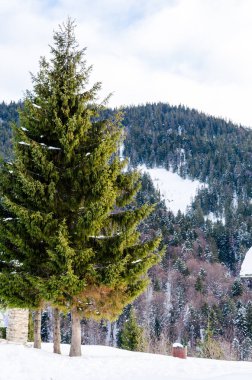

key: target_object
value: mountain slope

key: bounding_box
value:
[1,101,252,358]
[122,103,252,269]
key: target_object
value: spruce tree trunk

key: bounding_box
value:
[33,309,42,349]
[69,307,82,357]
[53,307,61,354]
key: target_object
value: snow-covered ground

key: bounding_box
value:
[139,165,204,214]
[204,212,225,225]
[1,342,252,380]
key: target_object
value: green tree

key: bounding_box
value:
[246,301,252,340]
[200,319,224,359]
[231,279,243,298]
[194,276,204,293]
[118,307,146,351]
[0,19,162,356]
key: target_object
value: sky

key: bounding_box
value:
[1,0,252,127]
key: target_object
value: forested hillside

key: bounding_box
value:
[1,101,252,360]
[123,103,252,270]
[0,102,19,159]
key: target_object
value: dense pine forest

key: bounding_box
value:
[1,101,252,360]
[123,103,252,270]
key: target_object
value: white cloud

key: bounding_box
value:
[1,0,252,126]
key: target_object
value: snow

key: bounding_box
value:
[131,259,142,264]
[18,141,30,146]
[39,143,61,151]
[48,146,61,150]
[119,143,125,161]
[172,342,184,348]
[89,235,107,239]
[240,247,252,278]
[89,233,121,239]
[164,280,172,311]
[21,127,28,132]
[139,165,204,214]
[32,103,41,109]
[204,212,225,225]
[1,342,252,380]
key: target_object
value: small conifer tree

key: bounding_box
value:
[118,307,146,351]
[200,318,224,359]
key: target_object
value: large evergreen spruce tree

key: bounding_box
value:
[0,19,162,356]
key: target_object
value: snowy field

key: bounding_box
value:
[1,342,252,380]
[139,165,204,214]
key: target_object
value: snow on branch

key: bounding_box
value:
[32,103,41,109]
[48,146,61,150]
[131,259,142,264]
[89,233,121,239]
[89,235,107,239]
[18,141,30,146]
[38,143,61,151]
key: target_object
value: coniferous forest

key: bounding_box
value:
[1,30,252,360]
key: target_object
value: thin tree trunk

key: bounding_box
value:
[53,307,61,354]
[69,307,82,357]
[28,310,34,342]
[34,309,42,349]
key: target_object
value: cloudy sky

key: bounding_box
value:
[1,0,252,127]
